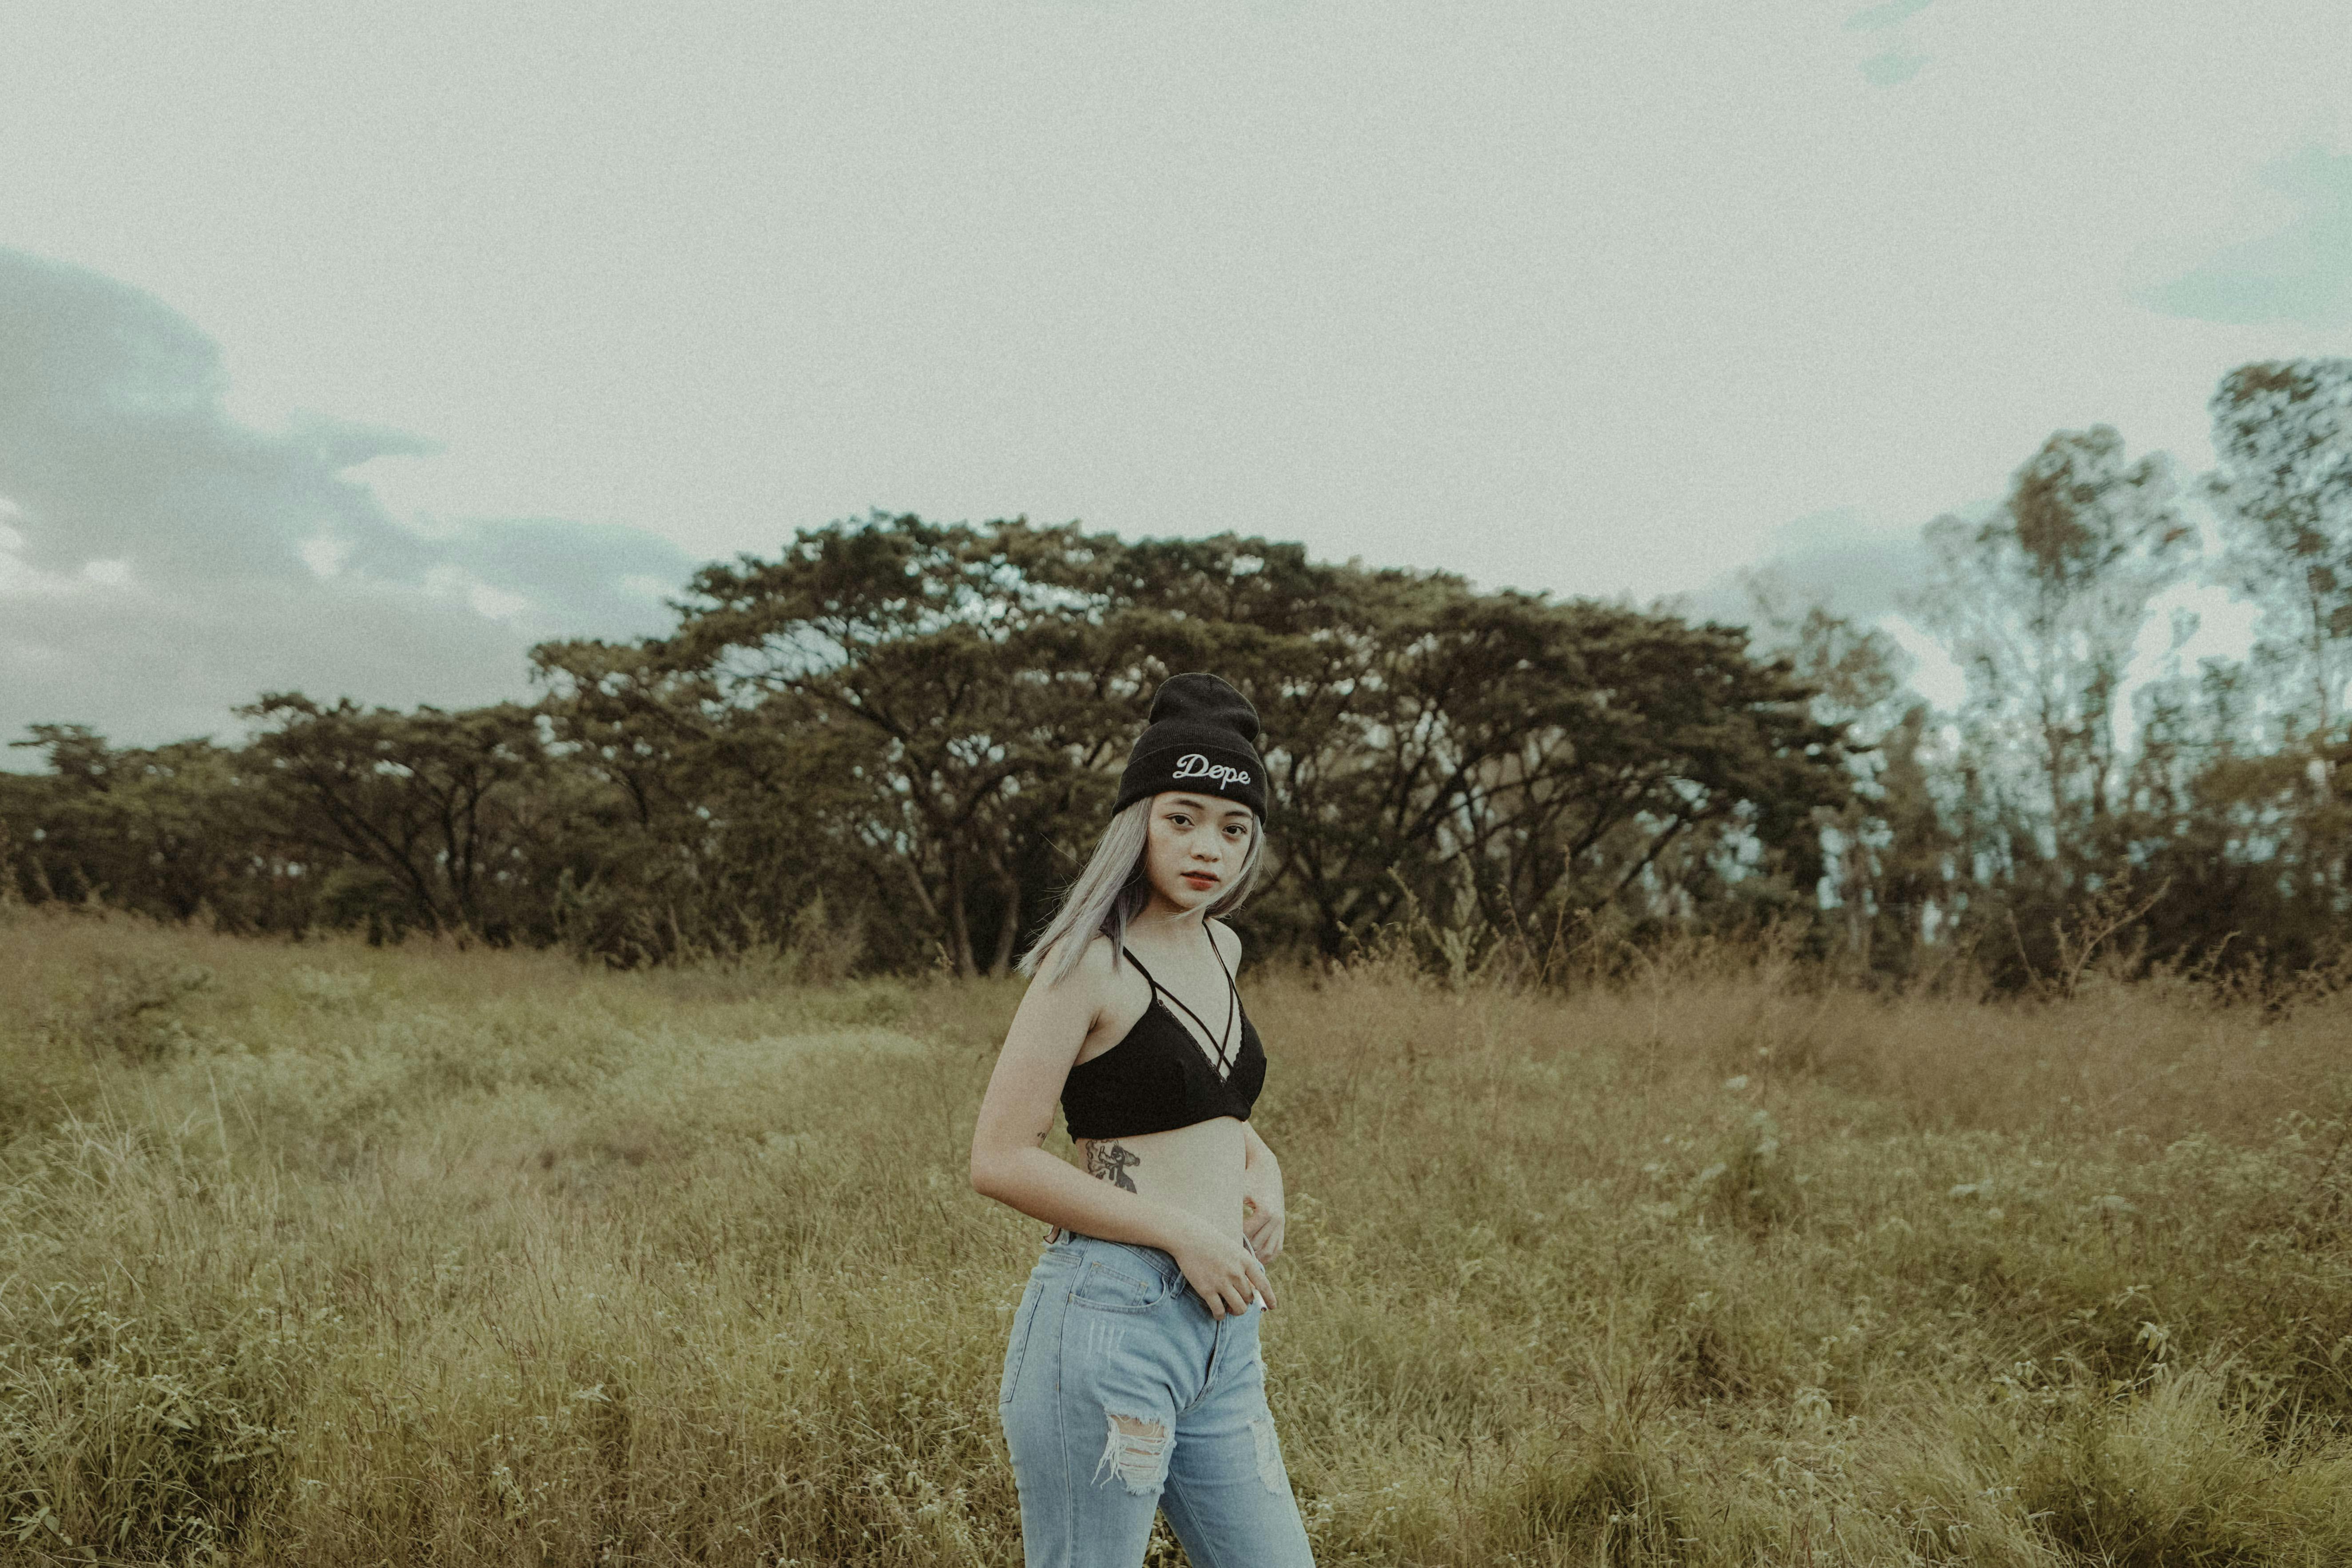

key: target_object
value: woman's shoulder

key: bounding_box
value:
[1046,933,1133,994]
[1051,936,1159,1035]
[1208,918,1244,966]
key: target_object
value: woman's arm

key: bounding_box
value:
[969,938,1274,1315]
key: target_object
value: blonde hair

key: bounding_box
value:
[1018,795,1266,984]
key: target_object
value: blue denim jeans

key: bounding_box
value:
[998,1231,1316,1568]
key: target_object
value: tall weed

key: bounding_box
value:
[4,910,2352,1563]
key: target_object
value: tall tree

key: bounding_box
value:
[1911,426,2194,881]
[2120,657,2352,977]
[662,514,1137,977]
[2205,358,2352,739]
[1741,579,1949,969]
[1,726,297,929]
[240,695,551,941]
[1125,555,1849,955]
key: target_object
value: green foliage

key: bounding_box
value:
[2010,1370,2352,1566]
[1,1287,294,1563]
[5,514,1855,980]
[2206,358,2352,738]
[238,694,551,942]
[0,726,302,933]
[1910,426,2194,892]
[8,359,2352,986]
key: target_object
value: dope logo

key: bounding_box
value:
[1173,752,1252,790]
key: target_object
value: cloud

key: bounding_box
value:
[1657,508,1969,709]
[2134,146,2352,326]
[1858,48,1929,87]
[0,249,696,759]
[1667,506,1935,630]
[1838,0,1931,86]
[1843,0,1933,33]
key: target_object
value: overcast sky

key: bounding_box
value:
[4,0,2350,759]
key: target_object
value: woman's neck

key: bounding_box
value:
[1128,897,1208,940]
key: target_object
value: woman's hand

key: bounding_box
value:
[1169,1218,1275,1319]
[1242,1183,1286,1266]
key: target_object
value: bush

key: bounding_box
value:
[1,1288,293,1562]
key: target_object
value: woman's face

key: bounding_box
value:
[1143,791,1256,913]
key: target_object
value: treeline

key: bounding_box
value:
[4,358,2349,986]
[1764,359,2352,984]
[0,524,1844,974]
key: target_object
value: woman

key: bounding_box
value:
[969,673,1316,1568]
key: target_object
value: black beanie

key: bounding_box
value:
[1114,673,1267,819]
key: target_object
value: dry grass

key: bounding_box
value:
[5,906,2352,1565]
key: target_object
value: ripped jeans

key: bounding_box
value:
[998,1231,1316,1568]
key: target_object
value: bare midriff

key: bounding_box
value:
[1073,1118,1248,1242]
[1065,951,1252,1243]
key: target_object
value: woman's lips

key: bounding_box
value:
[1182,873,1219,888]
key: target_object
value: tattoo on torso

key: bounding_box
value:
[1086,1141,1142,1192]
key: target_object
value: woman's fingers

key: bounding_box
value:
[1184,1237,1277,1317]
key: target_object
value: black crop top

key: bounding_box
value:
[1061,941,1266,1140]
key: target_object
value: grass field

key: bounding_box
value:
[6,907,2352,1565]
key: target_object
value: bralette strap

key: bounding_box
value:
[1119,946,1164,993]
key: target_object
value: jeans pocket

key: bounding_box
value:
[1069,1257,1168,1314]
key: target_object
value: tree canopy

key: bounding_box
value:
[6,515,1851,975]
[9,357,2352,986]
